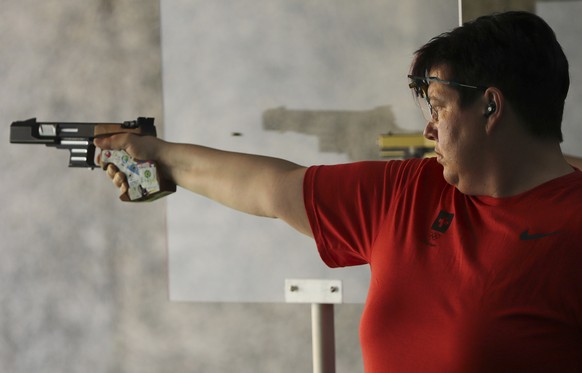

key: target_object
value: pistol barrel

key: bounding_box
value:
[10,117,157,168]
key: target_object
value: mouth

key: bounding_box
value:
[434,150,444,163]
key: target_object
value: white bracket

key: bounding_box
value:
[285,278,340,373]
[284,278,342,304]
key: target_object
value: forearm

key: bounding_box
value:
[158,142,297,213]
[96,134,312,235]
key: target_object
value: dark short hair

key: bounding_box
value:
[410,11,569,142]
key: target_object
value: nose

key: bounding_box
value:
[423,121,437,141]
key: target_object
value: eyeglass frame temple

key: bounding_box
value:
[407,75,487,91]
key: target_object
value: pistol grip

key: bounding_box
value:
[101,150,175,202]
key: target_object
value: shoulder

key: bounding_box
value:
[386,157,442,180]
[306,157,443,181]
[305,158,447,200]
[304,158,447,213]
[548,169,582,203]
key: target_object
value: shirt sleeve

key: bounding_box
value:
[303,161,392,267]
[303,158,438,268]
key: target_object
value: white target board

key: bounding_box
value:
[161,0,459,303]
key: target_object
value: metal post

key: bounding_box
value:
[311,303,336,373]
[285,279,342,373]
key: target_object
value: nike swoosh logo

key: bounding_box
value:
[519,229,560,241]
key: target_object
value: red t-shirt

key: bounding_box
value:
[304,157,582,372]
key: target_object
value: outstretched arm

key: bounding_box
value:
[94,134,312,237]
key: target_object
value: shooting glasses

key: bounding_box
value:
[408,75,487,122]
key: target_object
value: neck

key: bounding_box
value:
[473,136,572,198]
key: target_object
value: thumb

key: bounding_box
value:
[94,134,134,168]
[94,133,130,150]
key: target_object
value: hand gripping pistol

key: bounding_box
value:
[10,117,176,202]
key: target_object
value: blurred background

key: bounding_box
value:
[0,1,578,372]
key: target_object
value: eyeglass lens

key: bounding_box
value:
[410,83,433,122]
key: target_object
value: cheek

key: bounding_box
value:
[444,121,483,171]
[437,121,460,153]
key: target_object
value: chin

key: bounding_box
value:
[442,168,460,189]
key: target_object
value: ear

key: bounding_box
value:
[483,87,503,134]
